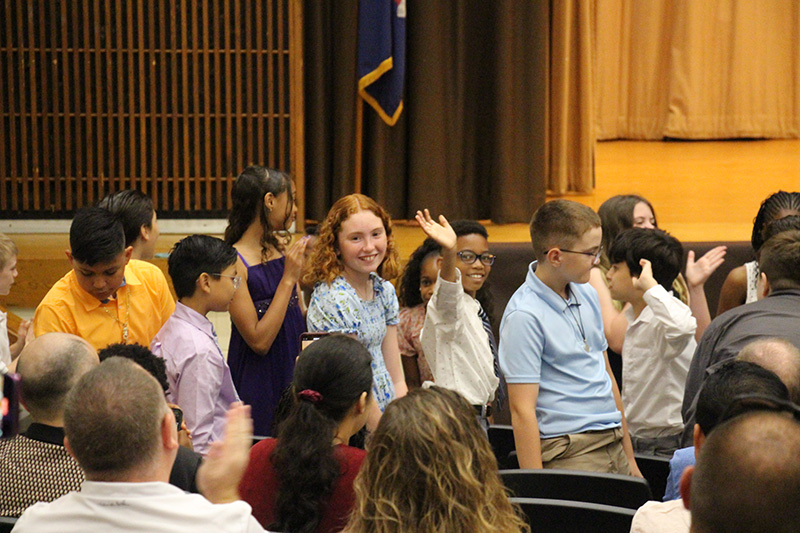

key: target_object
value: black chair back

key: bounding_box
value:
[510,497,636,533]
[0,516,17,533]
[487,424,515,469]
[635,453,671,502]
[501,468,652,509]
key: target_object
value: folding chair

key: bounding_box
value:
[510,497,636,533]
[501,468,652,509]
[635,453,671,501]
[487,424,516,469]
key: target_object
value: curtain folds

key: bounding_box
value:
[595,0,800,140]
[302,1,555,223]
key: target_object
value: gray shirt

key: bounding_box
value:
[680,289,800,446]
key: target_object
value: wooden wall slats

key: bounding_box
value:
[1,0,303,219]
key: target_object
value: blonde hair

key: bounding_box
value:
[529,199,601,258]
[302,194,400,286]
[343,387,529,533]
[0,233,18,269]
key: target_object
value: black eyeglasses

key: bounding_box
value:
[716,394,800,428]
[548,245,604,263]
[456,250,496,266]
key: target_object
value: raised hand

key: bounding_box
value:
[685,245,727,288]
[415,209,457,251]
[632,259,658,292]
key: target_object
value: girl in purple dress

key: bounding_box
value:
[225,166,309,436]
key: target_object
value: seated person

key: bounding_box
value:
[499,200,639,474]
[239,334,371,532]
[681,409,800,533]
[13,357,268,533]
[682,230,800,446]
[151,235,240,455]
[0,333,98,517]
[606,228,695,456]
[98,343,203,493]
[631,360,789,532]
[664,337,800,500]
[343,386,529,532]
[98,189,161,260]
[33,206,175,351]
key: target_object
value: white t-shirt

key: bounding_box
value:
[14,480,270,533]
[630,499,690,533]
[0,309,11,368]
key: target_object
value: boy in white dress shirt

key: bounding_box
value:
[606,228,696,456]
[415,210,499,424]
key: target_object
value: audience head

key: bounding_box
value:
[530,199,601,257]
[757,230,800,294]
[607,227,683,293]
[695,359,788,439]
[738,338,800,405]
[224,165,296,255]
[64,357,176,481]
[68,207,131,302]
[270,334,373,533]
[16,333,98,424]
[598,194,657,260]
[98,343,169,394]
[346,386,529,533]
[168,234,239,303]
[750,191,800,253]
[98,190,159,259]
[303,194,400,285]
[398,238,442,308]
[684,410,800,533]
[761,214,800,245]
[0,233,18,296]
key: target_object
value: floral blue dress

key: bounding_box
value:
[307,272,399,410]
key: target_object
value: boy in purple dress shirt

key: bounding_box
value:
[151,235,241,456]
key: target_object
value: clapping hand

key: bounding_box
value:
[685,245,726,289]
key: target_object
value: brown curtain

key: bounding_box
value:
[595,0,800,140]
[549,0,595,194]
[303,1,556,223]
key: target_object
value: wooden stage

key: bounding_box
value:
[3,139,800,310]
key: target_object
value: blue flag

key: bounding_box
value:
[358,0,406,126]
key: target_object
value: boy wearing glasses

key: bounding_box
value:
[499,199,640,475]
[151,235,241,456]
[606,228,695,457]
[415,211,500,424]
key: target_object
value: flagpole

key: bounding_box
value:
[354,96,364,194]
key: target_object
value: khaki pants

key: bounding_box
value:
[540,427,631,475]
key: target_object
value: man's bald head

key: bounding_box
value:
[687,411,800,533]
[738,338,800,404]
[16,333,98,422]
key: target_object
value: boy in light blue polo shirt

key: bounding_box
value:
[499,199,641,475]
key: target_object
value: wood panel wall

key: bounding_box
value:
[0,0,304,219]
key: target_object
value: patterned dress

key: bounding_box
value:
[307,273,399,410]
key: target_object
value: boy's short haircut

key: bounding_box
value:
[0,233,18,269]
[529,200,601,258]
[70,207,126,265]
[608,228,683,292]
[450,220,489,239]
[695,359,789,436]
[759,230,800,291]
[168,234,238,299]
[98,190,155,248]
[98,342,170,393]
